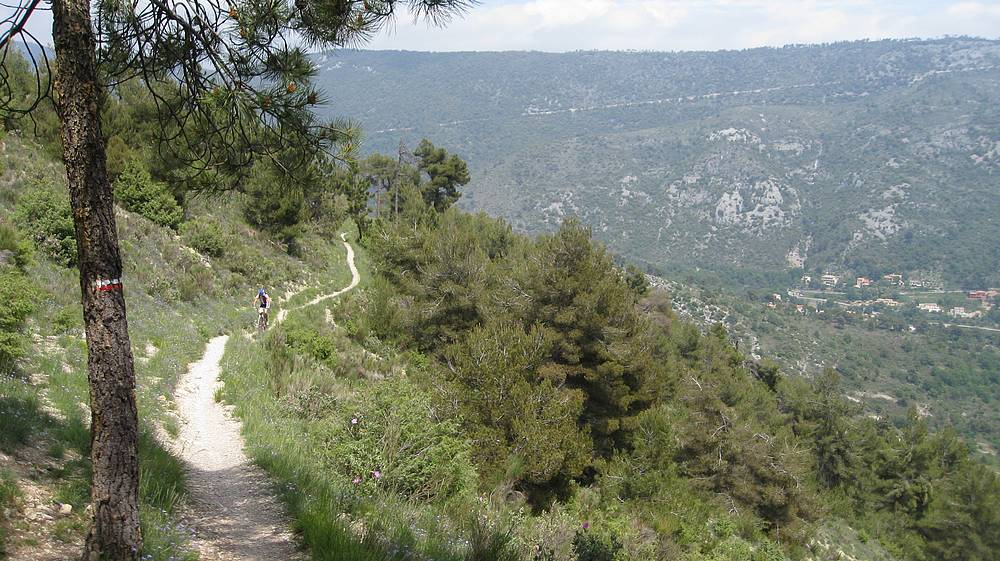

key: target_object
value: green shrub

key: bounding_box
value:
[180,217,227,257]
[0,222,32,269]
[242,161,305,243]
[708,536,753,561]
[0,470,19,508]
[0,469,22,556]
[104,134,137,179]
[177,266,215,303]
[0,372,48,452]
[572,529,622,561]
[0,269,39,369]
[13,183,77,266]
[284,323,337,368]
[445,320,590,500]
[751,540,787,561]
[52,305,82,334]
[115,159,183,229]
[711,518,737,540]
[323,376,477,502]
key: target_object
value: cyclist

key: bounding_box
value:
[254,288,271,329]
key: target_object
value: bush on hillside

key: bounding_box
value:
[0,468,22,555]
[322,376,477,502]
[0,268,39,370]
[13,184,77,266]
[242,161,305,244]
[445,320,591,501]
[282,321,337,369]
[180,217,227,257]
[0,222,33,269]
[310,190,351,239]
[104,134,139,180]
[115,159,183,229]
[572,530,622,561]
[52,305,82,334]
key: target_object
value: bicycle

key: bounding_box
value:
[256,306,269,331]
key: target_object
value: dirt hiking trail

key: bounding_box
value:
[276,233,360,324]
[170,233,359,561]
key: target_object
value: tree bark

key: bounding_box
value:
[51,1,142,559]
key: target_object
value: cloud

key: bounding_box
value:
[948,1,1000,16]
[365,0,1000,52]
[4,0,1000,53]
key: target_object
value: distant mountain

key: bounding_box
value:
[315,38,1000,287]
[9,40,53,64]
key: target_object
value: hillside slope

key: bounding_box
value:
[316,38,1000,286]
[0,132,349,560]
[2,129,998,561]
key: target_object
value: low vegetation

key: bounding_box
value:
[217,184,1000,560]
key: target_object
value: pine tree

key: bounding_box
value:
[520,220,660,454]
[445,319,590,502]
[414,138,470,211]
[919,462,1000,561]
[0,1,473,557]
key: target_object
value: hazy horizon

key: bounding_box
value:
[6,1,1000,53]
[319,34,999,55]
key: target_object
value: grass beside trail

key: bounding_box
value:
[0,254,227,560]
[220,325,521,561]
[0,469,21,557]
[219,232,524,561]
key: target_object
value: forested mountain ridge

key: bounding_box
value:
[316,38,1000,287]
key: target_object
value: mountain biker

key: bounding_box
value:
[254,288,271,328]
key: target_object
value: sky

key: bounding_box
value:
[364,0,1000,51]
[8,0,1000,53]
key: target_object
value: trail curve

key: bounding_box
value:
[276,232,360,324]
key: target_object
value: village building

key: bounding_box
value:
[856,277,874,288]
[968,290,999,303]
[918,302,942,313]
[883,273,904,286]
[821,273,840,287]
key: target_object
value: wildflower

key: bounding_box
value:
[351,417,359,425]
[582,521,590,530]
[352,476,361,484]
[372,470,382,479]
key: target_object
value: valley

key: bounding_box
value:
[318,38,1000,458]
[319,38,1000,288]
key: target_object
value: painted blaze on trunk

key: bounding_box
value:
[51,0,142,559]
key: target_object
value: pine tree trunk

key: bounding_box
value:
[51,1,142,559]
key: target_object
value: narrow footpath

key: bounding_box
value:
[170,233,359,561]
